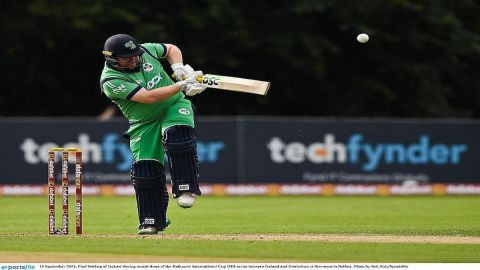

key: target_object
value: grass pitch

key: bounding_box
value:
[0,196,480,262]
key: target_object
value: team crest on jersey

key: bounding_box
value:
[178,108,191,115]
[143,63,153,72]
[125,41,136,50]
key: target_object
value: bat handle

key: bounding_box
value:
[172,73,204,83]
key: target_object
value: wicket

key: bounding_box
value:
[48,147,83,235]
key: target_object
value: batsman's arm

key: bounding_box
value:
[131,85,182,104]
[164,44,183,65]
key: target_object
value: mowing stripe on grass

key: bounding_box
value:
[1,235,480,262]
[2,233,480,244]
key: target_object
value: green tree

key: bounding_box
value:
[1,0,480,117]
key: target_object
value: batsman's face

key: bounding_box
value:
[117,56,140,69]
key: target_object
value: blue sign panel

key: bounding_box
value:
[242,118,479,184]
[0,118,236,184]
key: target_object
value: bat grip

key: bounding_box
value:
[171,73,204,83]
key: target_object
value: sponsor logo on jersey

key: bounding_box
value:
[178,108,191,115]
[147,74,162,89]
[125,40,136,50]
[143,63,153,72]
[135,80,143,84]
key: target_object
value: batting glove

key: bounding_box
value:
[171,63,196,81]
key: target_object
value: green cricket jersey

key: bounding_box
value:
[100,43,183,125]
[100,43,195,161]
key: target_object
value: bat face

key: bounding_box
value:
[197,74,270,95]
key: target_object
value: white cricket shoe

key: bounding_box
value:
[137,226,160,235]
[177,192,195,208]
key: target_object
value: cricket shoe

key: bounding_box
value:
[177,192,195,208]
[138,218,170,234]
[137,226,160,235]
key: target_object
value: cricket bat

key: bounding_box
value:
[173,73,270,95]
[196,74,270,95]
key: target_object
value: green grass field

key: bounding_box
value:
[1,195,480,262]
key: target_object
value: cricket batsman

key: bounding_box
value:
[99,34,205,235]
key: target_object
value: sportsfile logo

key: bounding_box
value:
[267,134,468,172]
[0,265,35,270]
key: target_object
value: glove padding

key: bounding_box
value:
[175,71,207,96]
[171,63,204,81]
[184,83,206,96]
[184,71,207,96]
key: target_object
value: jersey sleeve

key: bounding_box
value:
[141,43,168,59]
[101,78,142,100]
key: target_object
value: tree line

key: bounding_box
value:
[2,0,480,117]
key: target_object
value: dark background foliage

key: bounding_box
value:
[2,0,480,117]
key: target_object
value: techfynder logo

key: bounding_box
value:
[267,134,467,172]
[20,133,225,171]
